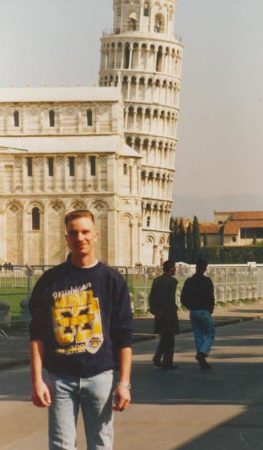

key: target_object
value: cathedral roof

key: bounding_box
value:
[0,87,120,103]
[0,136,141,158]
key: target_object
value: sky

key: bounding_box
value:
[0,0,263,219]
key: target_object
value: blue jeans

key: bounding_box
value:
[190,309,215,356]
[47,370,114,450]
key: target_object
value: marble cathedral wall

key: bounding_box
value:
[0,90,141,266]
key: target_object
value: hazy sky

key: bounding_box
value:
[1,0,263,213]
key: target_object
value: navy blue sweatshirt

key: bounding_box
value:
[181,273,215,313]
[29,260,133,377]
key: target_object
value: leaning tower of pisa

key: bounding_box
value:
[99,0,183,266]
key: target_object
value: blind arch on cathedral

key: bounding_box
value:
[6,203,23,265]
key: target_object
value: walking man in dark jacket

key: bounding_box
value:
[181,258,215,370]
[149,260,179,370]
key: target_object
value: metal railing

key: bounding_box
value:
[117,263,263,314]
[0,263,262,325]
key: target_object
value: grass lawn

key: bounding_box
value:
[0,270,261,322]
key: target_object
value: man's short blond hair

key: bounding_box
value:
[64,210,95,226]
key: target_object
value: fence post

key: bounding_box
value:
[26,265,33,299]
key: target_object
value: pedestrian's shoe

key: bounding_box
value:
[195,352,212,371]
[162,364,178,370]
[153,356,162,367]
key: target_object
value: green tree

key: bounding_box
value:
[169,217,187,262]
[203,231,208,247]
[186,223,193,263]
[168,217,178,261]
[174,218,179,237]
[169,216,175,232]
[192,215,201,261]
[177,218,186,262]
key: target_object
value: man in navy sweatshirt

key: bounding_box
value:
[181,258,215,370]
[29,210,133,450]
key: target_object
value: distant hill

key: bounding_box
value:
[172,194,263,221]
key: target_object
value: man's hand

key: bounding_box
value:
[32,380,51,407]
[30,340,50,407]
[112,385,131,412]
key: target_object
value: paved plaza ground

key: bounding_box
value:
[1,309,263,449]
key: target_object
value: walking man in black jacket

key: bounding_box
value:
[181,258,215,370]
[149,260,179,370]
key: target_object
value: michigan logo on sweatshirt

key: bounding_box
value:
[52,288,104,355]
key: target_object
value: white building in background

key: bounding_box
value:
[0,0,183,267]
[0,87,142,266]
[100,0,183,265]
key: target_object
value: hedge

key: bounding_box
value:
[197,246,263,264]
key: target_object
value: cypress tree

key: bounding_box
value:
[177,218,186,262]
[169,216,175,232]
[192,215,201,261]
[174,218,179,236]
[168,217,178,261]
[203,230,208,247]
[186,222,193,263]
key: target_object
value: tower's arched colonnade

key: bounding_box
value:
[100,0,183,265]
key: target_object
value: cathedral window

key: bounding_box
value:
[123,163,128,175]
[87,109,93,126]
[89,156,96,176]
[27,157,33,176]
[49,110,55,127]
[32,207,40,230]
[48,157,54,176]
[68,156,75,176]
[14,110,19,127]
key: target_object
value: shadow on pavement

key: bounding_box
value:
[132,320,263,449]
[0,367,31,402]
[172,404,263,450]
[230,308,263,314]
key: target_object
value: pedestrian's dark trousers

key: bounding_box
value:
[155,332,175,367]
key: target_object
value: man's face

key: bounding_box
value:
[170,265,176,276]
[66,217,98,258]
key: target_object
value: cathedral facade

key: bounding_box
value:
[0,0,183,267]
